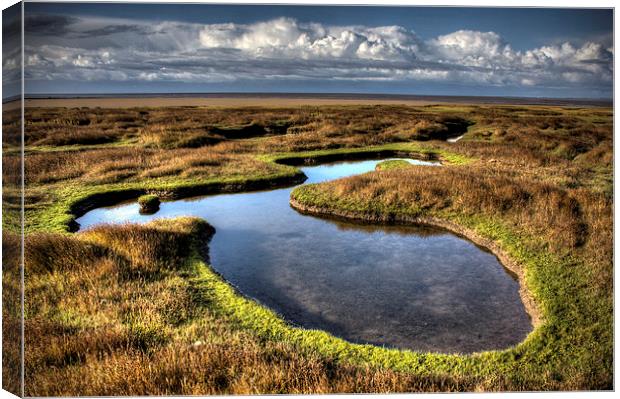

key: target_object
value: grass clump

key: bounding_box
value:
[138,194,160,214]
[375,159,412,171]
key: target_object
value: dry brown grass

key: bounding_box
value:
[2,233,22,395]
[2,107,23,395]
[1,108,21,148]
[24,145,281,185]
[23,106,468,148]
[21,105,611,196]
[22,108,146,146]
[23,219,472,396]
[321,165,610,266]
[9,103,613,393]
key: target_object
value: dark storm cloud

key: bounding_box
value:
[75,24,156,38]
[25,13,158,40]
[25,13,78,36]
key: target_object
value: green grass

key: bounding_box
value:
[11,104,611,392]
[26,138,611,388]
[262,142,474,166]
[25,166,300,233]
[138,194,161,213]
[289,180,612,389]
[25,142,469,233]
[375,159,413,171]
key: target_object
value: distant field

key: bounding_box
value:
[15,93,612,109]
[23,97,438,108]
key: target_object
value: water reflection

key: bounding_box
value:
[76,158,531,353]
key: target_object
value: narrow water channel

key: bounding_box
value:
[76,158,532,353]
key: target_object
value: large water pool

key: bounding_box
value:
[76,158,532,353]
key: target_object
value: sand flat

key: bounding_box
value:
[9,94,611,109]
[23,97,442,108]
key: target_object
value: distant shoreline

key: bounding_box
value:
[3,92,612,108]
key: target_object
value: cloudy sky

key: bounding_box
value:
[10,2,615,98]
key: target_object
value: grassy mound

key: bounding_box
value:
[138,194,160,214]
[375,159,412,171]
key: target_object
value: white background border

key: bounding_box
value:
[0,0,616,398]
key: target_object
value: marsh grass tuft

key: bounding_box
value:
[138,194,160,214]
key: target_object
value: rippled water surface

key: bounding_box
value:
[77,158,532,353]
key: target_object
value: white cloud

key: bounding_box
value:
[23,14,613,94]
[430,30,510,61]
[198,17,419,62]
[73,54,92,67]
[521,78,536,86]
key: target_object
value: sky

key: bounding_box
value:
[3,2,614,99]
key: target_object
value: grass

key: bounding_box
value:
[2,232,22,395]
[2,108,22,396]
[12,105,469,149]
[290,164,612,390]
[22,218,478,395]
[137,194,160,214]
[20,142,467,234]
[262,142,474,166]
[1,103,613,394]
[375,159,413,171]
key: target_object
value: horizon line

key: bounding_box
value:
[6,92,612,107]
